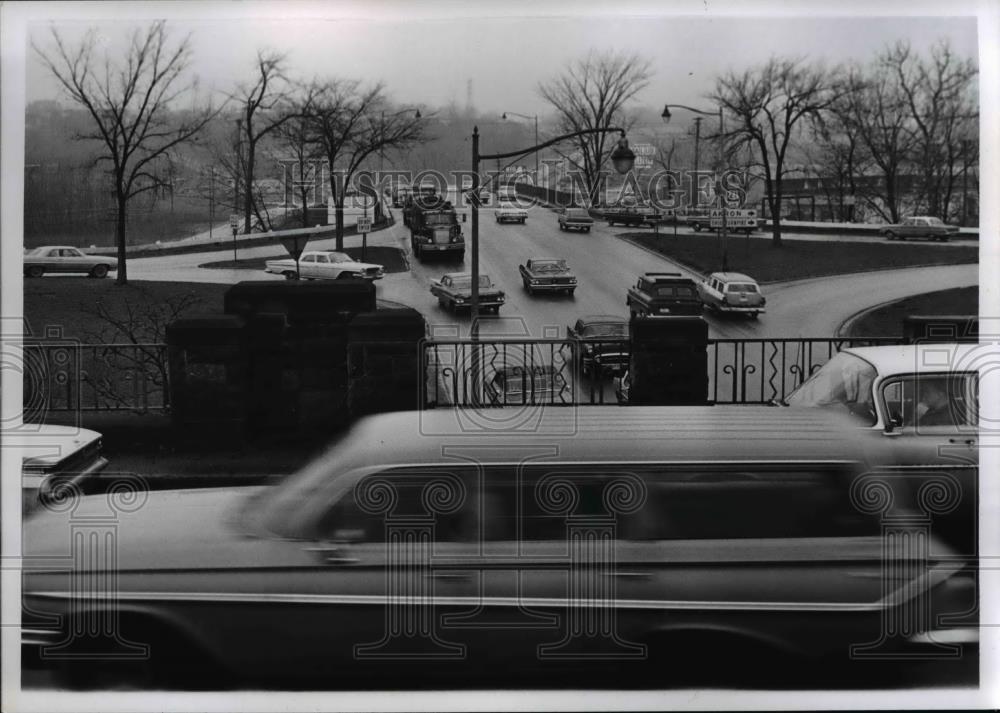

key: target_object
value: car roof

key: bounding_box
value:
[710,272,759,283]
[577,314,628,325]
[530,257,564,262]
[442,272,488,280]
[339,406,873,466]
[842,343,980,375]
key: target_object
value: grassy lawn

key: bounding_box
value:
[848,286,978,338]
[622,232,977,283]
[23,279,228,341]
[198,246,408,273]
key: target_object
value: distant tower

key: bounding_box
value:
[465,79,473,117]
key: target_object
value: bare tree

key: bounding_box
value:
[33,22,218,283]
[805,104,867,222]
[306,80,425,251]
[538,50,652,206]
[231,50,301,233]
[712,57,837,245]
[889,40,977,222]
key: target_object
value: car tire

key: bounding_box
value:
[26,266,44,278]
[89,264,110,278]
[283,271,298,280]
[520,218,526,224]
[456,251,465,262]
[885,231,896,240]
[693,223,702,232]
[585,227,591,233]
[567,288,575,297]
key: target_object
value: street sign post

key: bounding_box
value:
[229,214,240,263]
[357,216,372,261]
[278,234,309,280]
[710,208,757,228]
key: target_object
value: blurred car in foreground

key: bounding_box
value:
[15,424,108,515]
[23,246,116,279]
[567,315,629,378]
[22,407,975,689]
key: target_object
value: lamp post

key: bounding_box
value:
[501,111,539,180]
[663,103,728,271]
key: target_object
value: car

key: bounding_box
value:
[15,424,109,516]
[23,246,117,279]
[696,272,767,318]
[881,216,960,242]
[604,205,655,228]
[567,315,629,378]
[429,272,506,314]
[264,250,385,281]
[494,197,527,224]
[686,213,760,235]
[21,407,975,688]
[518,258,577,296]
[558,208,594,232]
[778,343,980,551]
[626,272,703,318]
[484,365,569,405]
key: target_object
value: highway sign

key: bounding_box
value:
[710,208,757,228]
[357,216,373,234]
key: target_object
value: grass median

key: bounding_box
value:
[621,232,977,283]
[846,286,977,338]
[199,246,408,273]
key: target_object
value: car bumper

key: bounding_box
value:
[563,223,593,229]
[716,304,766,313]
[497,214,527,222]
[420,244,464,252]
[527,282,576,291]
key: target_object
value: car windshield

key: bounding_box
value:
[425,213,455,226]
[726,283,758,293]
[654,285,695,298]
[450,276,492,290]
[532,260,568,273]
[581,323,627,338]
[567,210,589,218]
[25,247,44,255]
[784,351,878,425]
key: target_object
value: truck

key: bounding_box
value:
[626,272,703,318]
[410,202,465,261]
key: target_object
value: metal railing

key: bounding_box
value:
[20,336,907,414]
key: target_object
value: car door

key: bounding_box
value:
[245,466,482,681]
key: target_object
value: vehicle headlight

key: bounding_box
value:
[530,280,539,285]
[498,295,505,302]
[455,297,465,303]
[569,278,577,283]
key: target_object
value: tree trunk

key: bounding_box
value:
[115,189,128,285]
[335,196,345,252]
[244,139,255,234]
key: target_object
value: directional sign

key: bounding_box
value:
[229,213,240,231]
[710,208,757,228]
[357,216,373,234]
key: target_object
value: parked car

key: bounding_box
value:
[880,216,960,242]
[778,343,979,551]
[16,424,109,516]
[22,407,975,688]
[558,208,594,232]
[430,272,506,314]
[494,197,527,224]
[604,205,660,227]
[696,272,767,318]
[23,246,117,279]
[518,258,577,296]
[626,272,702,318]
[264,250,384,281]
[567,315,629,377]
[686,213,760,235]
[484,365,569,405]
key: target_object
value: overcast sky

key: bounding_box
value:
[21,4,979,119]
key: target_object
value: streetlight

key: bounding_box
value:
[469,125,635,321]
[663,103,729,271]
[501,112,539,180]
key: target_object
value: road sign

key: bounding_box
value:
[710,208,757,228]
[279,235,309,261]
[229,213,240,231]
[357,216,372,234]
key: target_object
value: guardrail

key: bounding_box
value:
[22,336,907,415]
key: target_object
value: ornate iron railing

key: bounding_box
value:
[22,342,170,415]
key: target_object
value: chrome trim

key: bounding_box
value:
[908,628,979,645]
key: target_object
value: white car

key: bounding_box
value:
[14,424,109,515]
[494,197,527,224]
[23,246,117,279]
[264,250,385,281]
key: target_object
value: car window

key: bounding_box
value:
[880,373,978,429]
[315,254,328,263]
[726,283,758,293]
[313,468,478,543]
[580,323,627,338]
[301,254,315,263]
[784,351,878,426]
[926,218,944,226]
[618,466,879,540]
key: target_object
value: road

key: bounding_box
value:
[125,196,978,341]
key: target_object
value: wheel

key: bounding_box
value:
[585,227,591,233]
[438,296,447,308]
[414,244,422,260]
[693,223,702,232]
[89,264,109,278]
[455,251,465,262]
[567,288,576,297]
[26,265,44,278]
[495,216,500,223]
[630,310,638,320]
[520,218,526,224]
[885,231,896,241]
[607,220,615,227]
[283,271,298,280]
[749,312,759,320]
[559,223,564,231]
[336,272,354,279]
